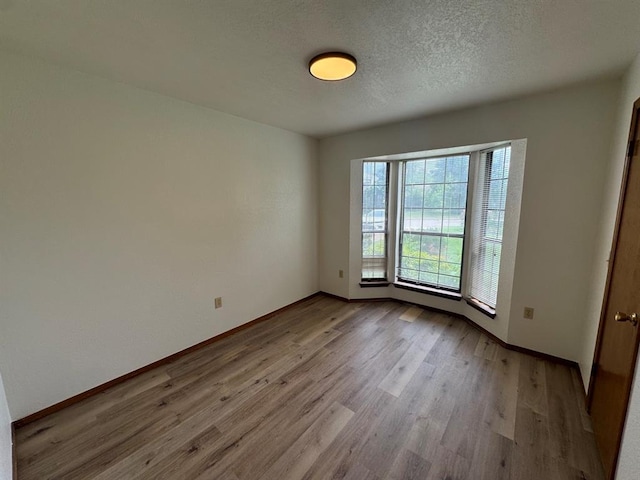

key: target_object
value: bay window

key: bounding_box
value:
[360,144,512,314]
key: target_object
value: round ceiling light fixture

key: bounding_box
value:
[309,52,357,81]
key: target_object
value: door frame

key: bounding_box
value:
[587,97,640,479]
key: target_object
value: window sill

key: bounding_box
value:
[359,281,391,288]
[393,282,462,301]
[465,297,496,319]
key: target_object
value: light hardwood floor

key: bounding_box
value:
[15,295,605,479]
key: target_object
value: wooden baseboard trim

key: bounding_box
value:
[503,340,578,368]
[319,291,350,302]
[13,292,322,429]
[322,292,579,369]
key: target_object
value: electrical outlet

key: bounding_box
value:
[523,307,534,319]
[214,297,223,309]
[339,270,344,278]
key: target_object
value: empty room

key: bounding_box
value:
[2,1,640,479]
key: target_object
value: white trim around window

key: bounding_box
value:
[349,140,526,325]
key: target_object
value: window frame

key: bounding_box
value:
[360,161,391,282]
[395,154,471,293]
[355,141,522,320]
[466,144,512,314]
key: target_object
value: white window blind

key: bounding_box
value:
[361,162,389,280]
[469,145,511,309]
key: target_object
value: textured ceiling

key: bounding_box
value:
[1,0,640,138]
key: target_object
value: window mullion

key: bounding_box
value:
[387,161,400,283]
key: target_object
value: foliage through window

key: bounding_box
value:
[398,156,470,291]
[361,162,389,280]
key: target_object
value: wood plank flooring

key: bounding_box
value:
[15,295,605,479]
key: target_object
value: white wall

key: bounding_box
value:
[0,51,318,421]
[319,79,619,362]
[580,52,640,480]
[0,370,11,480]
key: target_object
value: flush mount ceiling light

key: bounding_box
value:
[309,52,357,81]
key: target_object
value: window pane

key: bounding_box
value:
[497,210,505,239]
[363,186,374,209]
[488,179,504,209]
[445,155,470,183]
[438,274,460,289]
[421,234,441,259]
[442,209,465,234]
[402,256,420,271]
[374,185,387,209]
[441,237,463,264]
[372,232,386,256]
[420,271,438,285]
[372,209,386,231]
[362,162,388,280]
[405,185,424,208]
[425,158,446,183]
[375,162,387,182]
[400,268,420,282]
[444,183,467,209]
[403,209,423,231]
[440,261,461,277]
[491,154,504,179]
[362,233,374,256]
[423,184,444,209]
[405,160,425,184]
[363,162,374,184]
[500,179,509,209]
[419,258,439,274]
[485,209,500,239]
[402,233,421,258]
[398,155,469,291]
[423,209,442,233]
